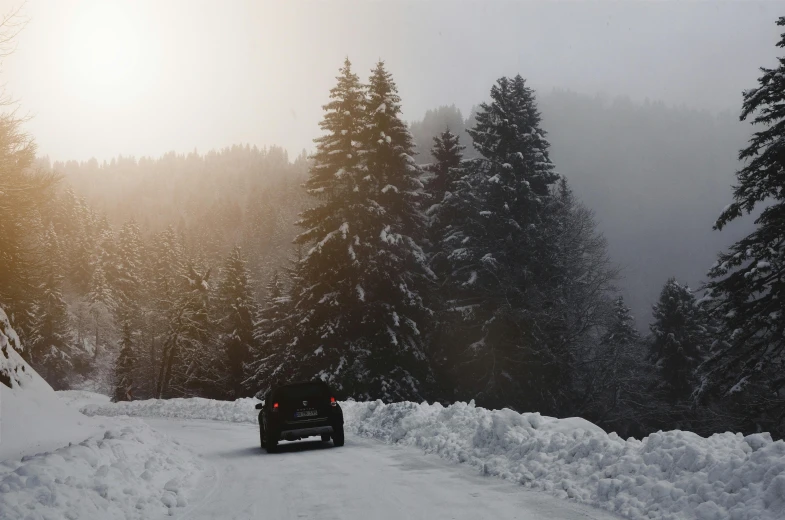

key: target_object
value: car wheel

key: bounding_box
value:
[265,429,278,453]
[332,426,345,447]
[321,434,331,442]
[260,428,265,448]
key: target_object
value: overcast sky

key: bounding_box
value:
[1,0,782,162]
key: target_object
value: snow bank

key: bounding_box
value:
[56,390,112,409]
[82,397,785,520]
[343,400,785,520]
[0,308,99,461]
[82,396,260,423]
[0,419,202,519]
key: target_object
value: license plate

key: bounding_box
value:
[295,410,318,418]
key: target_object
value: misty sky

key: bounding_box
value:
[2,0,783,162]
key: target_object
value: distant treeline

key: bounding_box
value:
[410,92,753,328]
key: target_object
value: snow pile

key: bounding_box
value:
[343,400,785,520]
[82,396,785,520]
[82,396,260,423]
[56,390,112,409]
[0,419,203,519]
[1,310,204,518]
[0,308,99,461]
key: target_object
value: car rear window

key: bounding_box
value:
[275,382,329,402]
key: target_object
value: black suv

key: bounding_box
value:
[255,381,345,452]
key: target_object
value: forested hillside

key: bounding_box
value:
[5,19,785,440]
[411,93,753,325]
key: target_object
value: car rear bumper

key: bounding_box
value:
[278,425,334,441]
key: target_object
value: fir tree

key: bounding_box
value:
[113,219,144,329]
[0,111,55,345]
[423,129,466,392]
[215,246,257,398]
[702,17,785,424]
[156,264,212,398]
[28,272,76,390]
[87,261,114,359]
[585,296,650,436]
[113,321,136,402]
[438,75,562,412]
[272,59,434,401]
[425,129,465,199]
[145,226,186,395]
[649,278,707,404]
[602,297,641,369]
[247,270,292,394]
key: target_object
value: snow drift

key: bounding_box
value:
[1,309,205,519]
[82,395,260,424]
[0,420,202,519]
[0,308,98,461]
[83,396,785,520]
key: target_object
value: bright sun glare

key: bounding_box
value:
[62,2,156,105]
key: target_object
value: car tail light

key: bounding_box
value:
[330,397,337,407]
[273,402,279,411]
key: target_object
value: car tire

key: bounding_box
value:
[321,434,331,442]
[265,429,278,453]
[260,428,265,448]
[332,426,345,447]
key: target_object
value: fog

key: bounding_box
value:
[2,0,781,162]
[5,0,785,442]
[3,0,779,324]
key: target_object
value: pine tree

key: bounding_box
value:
[113,321,136,401]
[261,59,366,393]
[113,219,144,329]
[0,111,55,345]
[271,59,434,401]
[438,75,562,412]
[215,246,257,398]
[28,272,76,390]
[584,296,650,437]
[247,270,292,394]
[602,297,641,373]
[144,226,186,396]
[423,130,466,394]
[156,264,212,398]
[425,129,464,200]
[57,188,96,295]
[87,261,114,359]
[702,17,785,422]
[649,278,707,404]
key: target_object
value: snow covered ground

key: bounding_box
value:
[140,415,621,520]
[5,309,785,520]
[1,308,101,461]
[1,309,205,519]
[81,396,785,520]
[0,419,203,519]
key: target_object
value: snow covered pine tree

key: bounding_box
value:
[215,246,257,398]
[436,75,562,412]
[649,278,707,405]
[423,129,466,393]
[269,59,434,401]
[246,270,292,393]
[701,17,785,437]
[112,321,136,401]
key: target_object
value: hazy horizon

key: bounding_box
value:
[2,0,782,163]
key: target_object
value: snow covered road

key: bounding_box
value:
[146,417,621,520]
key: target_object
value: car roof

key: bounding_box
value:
[272,380,330,392]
